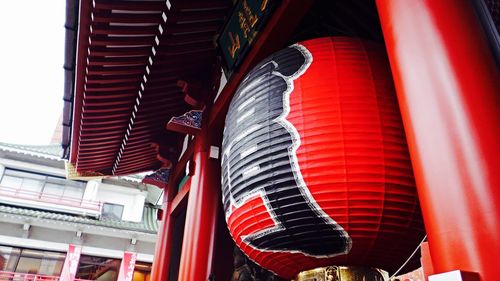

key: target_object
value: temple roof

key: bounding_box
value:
[0,203,159,234]
[62,0,231,176]
[0,142,63,160]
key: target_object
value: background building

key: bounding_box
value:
[0,142,161,280]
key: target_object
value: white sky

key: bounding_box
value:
[0,0,65,145]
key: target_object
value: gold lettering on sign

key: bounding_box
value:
[248,30,258,44]
[238,11,251,39]
[243,0,258,28]
[260,0,269,11]
[228,32,241,58]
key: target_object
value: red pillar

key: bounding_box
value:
[177,129,220,281]
[60,244,81,281]
[117,252,137,281]
[376,0,500,280]
[150,193,174,281]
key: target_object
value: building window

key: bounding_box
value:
[0,171,44,199]
[0,245,18,272]
[0,245,65,276]
[0,169,85,203]
[76,255,121,281]
[101,203,124,220]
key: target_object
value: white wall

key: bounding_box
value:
[96,183,146,222]
[83,180,100,201]
[0,164,5,179]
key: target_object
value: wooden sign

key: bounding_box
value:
[217,0,276,77]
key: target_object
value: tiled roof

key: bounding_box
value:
[0,142,63,160]
[0,204,159,234]
[0,141,150,182]
[141,205,160,233]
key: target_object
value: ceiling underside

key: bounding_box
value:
[68,0,231,175]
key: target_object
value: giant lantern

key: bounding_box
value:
[221,37,426,279]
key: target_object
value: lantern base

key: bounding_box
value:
[294,265,388,281]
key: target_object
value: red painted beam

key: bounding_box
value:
[91,11,164,24]
[87,46,152,58]
[81,112,130,120]
[166,10,227,24]
[171,139,195,185]
[162,39,213,49]
[80,97,134,107]
[87,42,153,52]
[78,135,122,143]
[92,0,166,11]
[86,58,147,67]
[90,23,158,36]
[114,153,157,165]
[76,155,116,162]
[76,151,117,159]
[161,22,221,36]
[77,144,119,152]
[115,163,156,172]
[114,164,155,175]
[86,65,146,75]
[116,152,157,163]
[376,0,500,279]
[116,155,157,166]
[169,177,191,217]
[80,107,132,115]
[173,0,230,11]
[85,88,137,97]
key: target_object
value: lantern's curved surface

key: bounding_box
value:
[221,37,425,279]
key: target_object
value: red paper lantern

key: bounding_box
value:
[221,37,425,279]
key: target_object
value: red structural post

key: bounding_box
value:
[177,129,221,281]
[376,0,500,280]
[117,252,137,281]
[150,193,174,281]
[60,244,81,281]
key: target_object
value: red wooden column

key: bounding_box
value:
[117,252,137,281]
[60,244,81,281]
[177,128,221,281]
[376,0,500,280]
[150,192,174,281]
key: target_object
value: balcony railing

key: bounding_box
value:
[0,271,92,281]
[0,185,102,216]
[0,271,60,281]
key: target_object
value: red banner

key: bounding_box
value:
[60,244,82,281]
[117,252,137,281]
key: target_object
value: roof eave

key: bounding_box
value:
[62,0,79,159]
